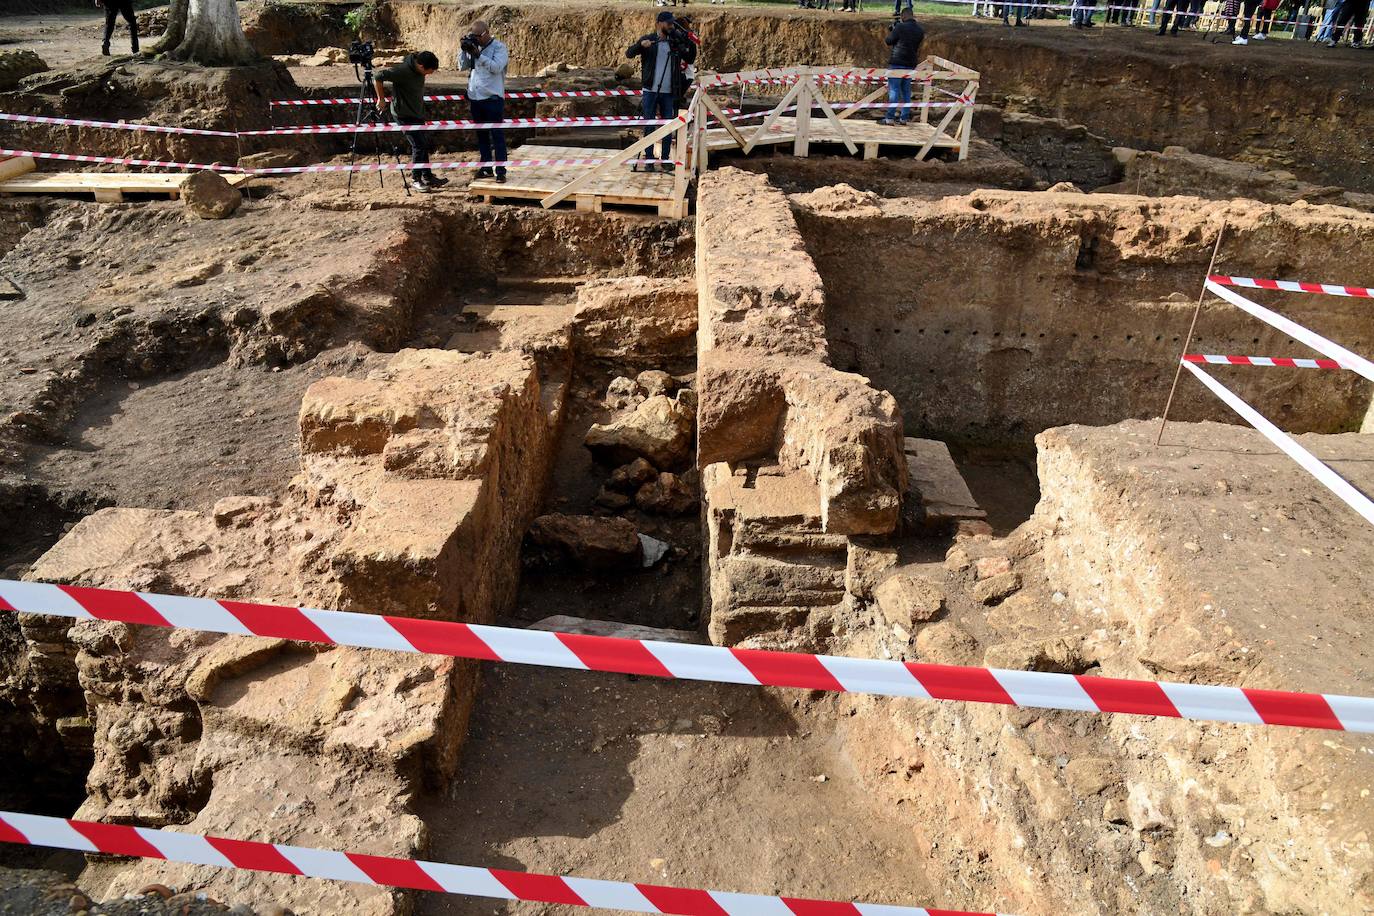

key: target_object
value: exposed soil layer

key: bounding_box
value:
[794,188,1374,443]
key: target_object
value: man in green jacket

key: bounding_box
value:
[374,51,445,191]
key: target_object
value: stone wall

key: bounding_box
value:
[695,169,907,647]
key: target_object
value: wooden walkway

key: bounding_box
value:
[705,116,963,161]
[468,145,687,218]
[0,167,254,203]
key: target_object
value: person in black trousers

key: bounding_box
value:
[96,0,138,56]
[1156,0,1190,32]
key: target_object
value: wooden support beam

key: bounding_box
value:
[743,79,805,154]
[916,94,963,161]
[698,91,747,150]
[811,87,857,156]
[793,74,813,158]
[919,78,933,126]
[540,111,690,209]
[836,85,885,121]
[957,81,978,161]
[0,156,37,183]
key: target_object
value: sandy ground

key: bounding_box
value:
[418,664,942,916]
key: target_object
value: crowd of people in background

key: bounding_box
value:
[785,0,1372,47]
[969,0,1370,45]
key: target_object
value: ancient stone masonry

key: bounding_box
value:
[21,348,560,915]
[831,419,1374,916]
[696,168,908,647]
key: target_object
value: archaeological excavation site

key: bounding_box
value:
[0,1,1372,914]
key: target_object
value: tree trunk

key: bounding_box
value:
[151,0,188,54]
[163,0,258,66]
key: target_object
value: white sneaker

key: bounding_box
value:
[1232,35,1248,43]
[1253,31,1266,39]
[1324,37,1336,46]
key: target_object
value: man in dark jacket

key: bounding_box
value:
[627,11,697,172]
[882,9,924,126]
[374,51,444,191]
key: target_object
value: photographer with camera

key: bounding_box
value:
[626,11,697,173]
[881,8,924,126]
[374,51,444,191]
[459,21,510,184]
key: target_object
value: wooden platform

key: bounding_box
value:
[0,170,254,203]
[706,116,961,161]
[468,145,687,218]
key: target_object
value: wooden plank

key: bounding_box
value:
[743,79,805,155]
[468,144,681,215]
[541,114,687,209]
[93,189,123,203]
[698,92,747,151]
[0,157,36,183]
[916,96,963,161]
[836,85,886,121]
[0,171,253,198]
[793,77,812,159]
[957,81,978,162]
[811,88,858,156]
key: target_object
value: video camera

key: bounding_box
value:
[460,32,482,59]
[348,39,375,69]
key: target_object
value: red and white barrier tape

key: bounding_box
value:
[1209,275,1374,299]
[252,156,680,175]
[719,99,972,124]
[1183,353,1345,370]
[0,111,238,137]
[0,812,1000,916]
[0,148,678,176]
[1204,279,1374,384]
[271,89,643,106]
[1182,360,1374,527]
[1,579,1370,733]
[242,115,676,136]
[0,147,241,173]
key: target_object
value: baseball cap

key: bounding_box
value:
[656,11,675,21]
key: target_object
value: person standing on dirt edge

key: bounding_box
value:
[882,8,924,126]
[375,51,445,192]
[95,0,138,56]
[460,21,510,183]
[627,12,697,173]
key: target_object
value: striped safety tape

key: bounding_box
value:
[1182,353,1345,370]
[250,156,681,175]
[271,89,643,106]
[0,111,238,137]
[0,147,242,173]
[0,811,1002,916]
[1182,360,1374,527]
[1208,275,1374,299]
[0,148,678,177]
[1204,279,1374,384]
[0,579,1370,733]
[241,115,677,136]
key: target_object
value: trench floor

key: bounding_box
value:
[418,665,937,916]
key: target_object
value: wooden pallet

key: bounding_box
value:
[705,115,962,161]
[0,170,254,203]
[468,145,688,218]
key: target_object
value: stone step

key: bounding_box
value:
[904,437,987,526]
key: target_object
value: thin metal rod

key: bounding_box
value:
[1156,220,1228,446]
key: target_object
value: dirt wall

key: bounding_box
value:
[793,188,1374,443]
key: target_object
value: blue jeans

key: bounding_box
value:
[641,91,675,162]
[1316,3,1340,38]
[886,77,911,122]
[470,97,507,177]
[1072,0,1097,24]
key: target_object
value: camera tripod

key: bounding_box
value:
[346,60,411,197]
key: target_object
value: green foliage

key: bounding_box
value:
[344,0,383,35]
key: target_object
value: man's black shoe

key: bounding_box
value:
[495,173,508,184]
[475,167,495,179]
[427,175,449,188]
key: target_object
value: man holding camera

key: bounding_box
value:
[374,51,445,191]
[881,8,924,126]
[459,21,510,184]
[627,11,697,173]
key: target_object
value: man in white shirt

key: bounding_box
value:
[459,21,510,183]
